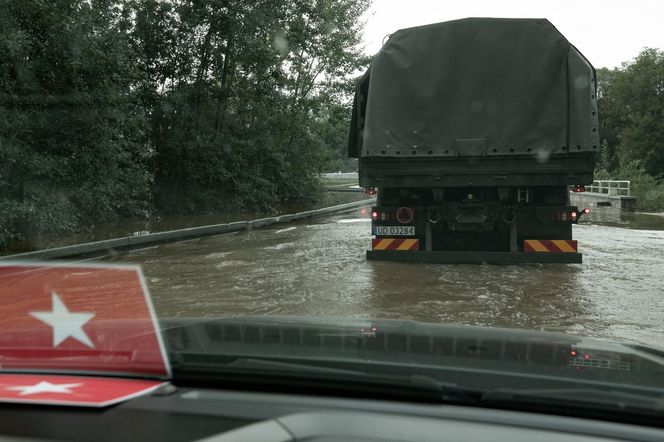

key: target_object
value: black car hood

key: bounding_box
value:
[161,316,664,390]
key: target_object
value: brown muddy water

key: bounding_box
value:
[107,203,664,347]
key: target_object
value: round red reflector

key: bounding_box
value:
[371,211,379,220]
[571,211,577,219]
[583,208,591,214]
[396,207,414,224]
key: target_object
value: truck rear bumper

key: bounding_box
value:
[366,250,582,264]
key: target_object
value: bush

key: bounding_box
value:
[598,160,664,212]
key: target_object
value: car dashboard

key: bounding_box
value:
[2,385,664,442]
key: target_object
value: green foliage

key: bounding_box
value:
[596,48,664,211]
[597,49,664,178]
[0,0,370,251]
[596,160,664,212]
[130,0,370,213]
[596,69,622,172]
[615,161,664,213]
[315,103,358,172]
[0,0,152,251]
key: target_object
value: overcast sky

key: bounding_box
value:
[362,0,664,69]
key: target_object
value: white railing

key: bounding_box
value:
[586,180,631,196]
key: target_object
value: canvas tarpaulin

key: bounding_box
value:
[348,18,598,160]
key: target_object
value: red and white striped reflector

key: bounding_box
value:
[371,238,419,251]
[524,240,578,253]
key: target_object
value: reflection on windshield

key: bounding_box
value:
[2,0,664,424]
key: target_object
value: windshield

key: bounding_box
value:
[2,0,664,424]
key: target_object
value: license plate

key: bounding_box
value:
[374,225,415,236]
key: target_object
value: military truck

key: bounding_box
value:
[347,18,597,263]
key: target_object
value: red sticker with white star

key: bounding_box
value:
[0,373,167,407]
[0,263,171,378]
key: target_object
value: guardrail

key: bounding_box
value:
[586,180,631,196]
[0,198,376,261]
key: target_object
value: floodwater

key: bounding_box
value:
[108,205,664,347]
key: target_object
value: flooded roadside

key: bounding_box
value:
[109,206,664,347]
[8,191,369,254]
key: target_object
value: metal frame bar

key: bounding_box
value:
[586,180,631,196]
[367,250,582,264]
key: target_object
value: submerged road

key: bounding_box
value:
[108,206,664,347]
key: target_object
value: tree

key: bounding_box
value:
[0,0,151,251]
[596,67,622,172]
[129,0,371,213]
[605,49,664,177]
[0,0,371,252]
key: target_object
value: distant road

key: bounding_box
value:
[323,172,358,181]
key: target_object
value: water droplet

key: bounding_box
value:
[574,76,586,90]
[273,31,289,57]
[534,147,552,163]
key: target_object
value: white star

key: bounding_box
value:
[30,292,96,348]
[5,381,83,396]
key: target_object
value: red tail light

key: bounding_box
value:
[555,211,579,222]
[366,188,377,196]
[371,210,379,221]
[573,185,586,193]
[574,207,591,221]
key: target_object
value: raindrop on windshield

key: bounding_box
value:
[534,146,552,163]
[574,75,587,90]
[273,31,289,58]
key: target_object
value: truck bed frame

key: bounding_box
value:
[367,250,582,264]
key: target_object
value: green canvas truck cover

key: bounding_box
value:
[348,18,598,163]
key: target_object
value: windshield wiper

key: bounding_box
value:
[482,387,664,415]
[170,352,482,403]
[196,356,369,376]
